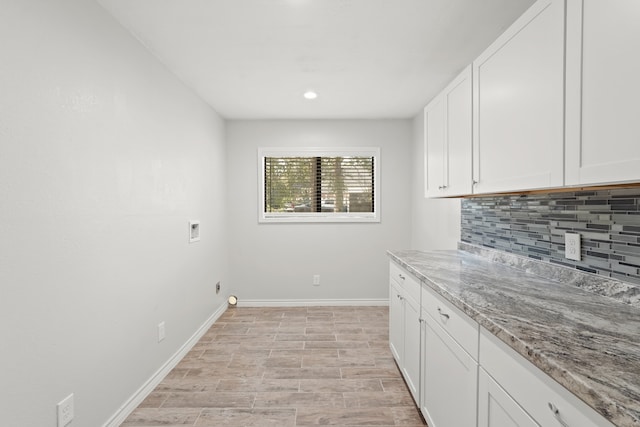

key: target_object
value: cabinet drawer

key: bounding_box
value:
[480,328,615,427]
[421,282,478,359]
[390,262,420,305]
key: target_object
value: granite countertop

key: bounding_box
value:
[387,248,640,427]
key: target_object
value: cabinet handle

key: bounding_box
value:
[437,307,450,320]
[398,274,405,280]
[548,402,569,427]
[472,180,478,186]
[397,294,403,300]
[419,318,425,324]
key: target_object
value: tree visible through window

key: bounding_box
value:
[259,148,379,223]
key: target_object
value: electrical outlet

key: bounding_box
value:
[313,275,320,286]
[216,281,221,294]
[57,393,74,427]
[565,232,581,261]
[158,321,165,342]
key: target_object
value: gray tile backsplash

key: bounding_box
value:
[461,188,640,287]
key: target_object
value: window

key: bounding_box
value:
[258,147,380,223]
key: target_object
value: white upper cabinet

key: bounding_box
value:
[424,94,446,197]
[472,0,565,194]
[565,0,640,186]
[424,66,473,198]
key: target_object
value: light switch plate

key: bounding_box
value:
[158,321,166,342]
[565,232,581,261]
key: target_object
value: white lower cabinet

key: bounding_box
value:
[388,280,403,363]
[388,262,421,403]
[478,368,539,427]
[389,261,615,427]
[480,328,615,427]
[402,294,421,400]
[421,311,478,427]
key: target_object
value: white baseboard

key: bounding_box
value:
[237,298,389,307]
[103,301,228,427]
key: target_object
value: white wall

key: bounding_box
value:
[226,120,412,303]
[410,113,461,250]
[0,1,228,426]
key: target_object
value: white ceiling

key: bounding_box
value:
[98,0,535,119]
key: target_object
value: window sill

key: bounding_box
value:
[259,213,380,223]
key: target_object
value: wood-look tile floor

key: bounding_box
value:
[122,306,427,426]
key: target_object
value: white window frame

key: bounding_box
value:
[258,147,380,223]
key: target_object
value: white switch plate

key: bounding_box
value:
[57,393,74,427]
[313,275,320,286]
[158,321,166,342]
[565,232,581,261]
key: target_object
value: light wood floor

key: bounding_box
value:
[122,306,427,426]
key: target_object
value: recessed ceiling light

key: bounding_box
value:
[303,91,318,100]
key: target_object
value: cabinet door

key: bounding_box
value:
[424,94,446,197]
[473,0,564,194]
[388,281,403,363]
[565,0,640,185]
[443,65,473,197]
[421,313,477,427]
[478,368,539,427]
[424,66,472,198]
[402,295,421,402]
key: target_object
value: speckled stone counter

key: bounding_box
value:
[387,248,640,427]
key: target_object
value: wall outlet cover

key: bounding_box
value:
[57,393,74,427]
[565,232,581,261]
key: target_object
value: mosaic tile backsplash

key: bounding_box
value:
[461,188,640,287]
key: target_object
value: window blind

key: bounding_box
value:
[264,156,375,214]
